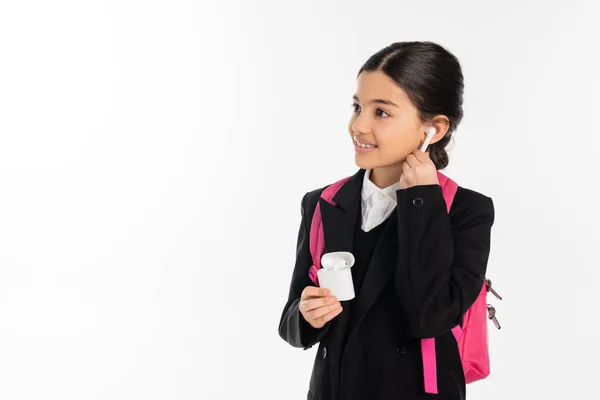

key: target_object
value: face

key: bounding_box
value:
[348,70,439,171]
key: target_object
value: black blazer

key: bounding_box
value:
[278,168,495,400]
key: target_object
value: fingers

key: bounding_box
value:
[298,286,343,328]
[405,154,419,168]
[301,286,330,300]
[306,299,342,319]
[313,304,344,326]
[300,295,338,313]
[299,286,344,328]
[405,150,433,171]
[413,149,430,163]
[400,150,437,189]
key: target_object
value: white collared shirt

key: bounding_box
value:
[360,169,402,232]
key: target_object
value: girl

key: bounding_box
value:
[278,41,495,400]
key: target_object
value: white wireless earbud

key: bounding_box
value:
[420,126,436,152]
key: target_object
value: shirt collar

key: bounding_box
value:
[361,169,402,201]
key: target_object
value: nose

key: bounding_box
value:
[351,115,371,136]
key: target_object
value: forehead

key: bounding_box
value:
[354,70,411,104]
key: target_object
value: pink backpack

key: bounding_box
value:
[307,172,502,394]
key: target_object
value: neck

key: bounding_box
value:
[369,163,404,189]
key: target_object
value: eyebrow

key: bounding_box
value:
[353,94,399,108]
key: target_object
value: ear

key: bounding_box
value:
[424,116,450,146]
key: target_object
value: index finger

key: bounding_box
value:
[301,286,331,299]
[413,149,431,163]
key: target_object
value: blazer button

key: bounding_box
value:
[412,197,424,207]
[397,346,407,357]
[322,346,327,359]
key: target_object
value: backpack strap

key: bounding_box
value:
[437,171,459,213]
[308,176,352,286]
[422,171,459,394]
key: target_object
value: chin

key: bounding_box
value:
[354,154,382,170]
[354,152,405,171]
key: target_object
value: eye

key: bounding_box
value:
[352,103,361,113]
[376,109,390,118]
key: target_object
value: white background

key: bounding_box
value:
[0,0,598,399]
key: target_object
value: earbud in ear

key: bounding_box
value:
[420,126,437,152]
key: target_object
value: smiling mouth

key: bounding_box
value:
[354,137,378,148]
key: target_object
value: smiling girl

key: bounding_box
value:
[279,41,495,400]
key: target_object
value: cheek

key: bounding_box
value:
[377,126,419,157]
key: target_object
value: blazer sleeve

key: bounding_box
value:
[394,184,495,338]
[278,191,331,349]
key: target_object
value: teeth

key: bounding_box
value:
[355,139,376,148]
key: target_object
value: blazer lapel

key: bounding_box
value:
[318,169,363,393]
[319,167,400,336]
[318,169,364,255]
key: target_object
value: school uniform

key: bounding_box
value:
[278,168,495,400]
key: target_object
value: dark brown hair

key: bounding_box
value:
[358,41,464,170]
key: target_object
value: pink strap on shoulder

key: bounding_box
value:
[308,176,352,286]
[422,171,459,394]
[436,171,459,213]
